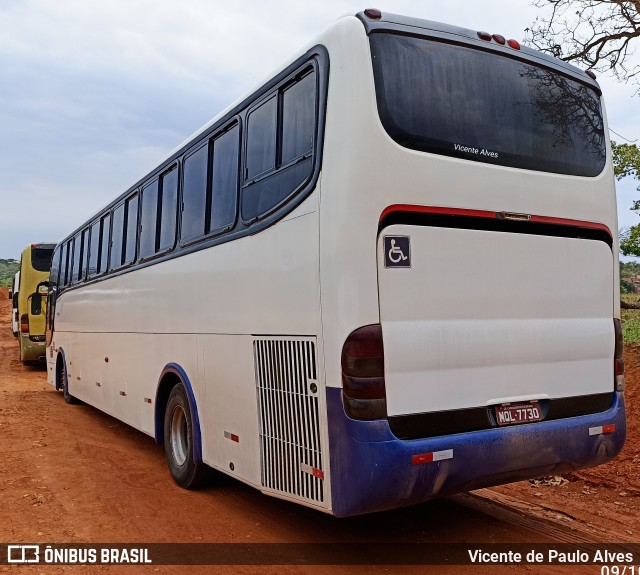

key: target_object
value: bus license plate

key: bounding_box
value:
[495,401,542,426]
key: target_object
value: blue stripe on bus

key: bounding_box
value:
[326,387,626,517]
[157,364,203,464]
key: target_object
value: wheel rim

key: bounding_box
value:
[170,405,189,466]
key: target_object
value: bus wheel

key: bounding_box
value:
[164,384,208,489]
[61,360,78,404]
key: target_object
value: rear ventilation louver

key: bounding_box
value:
[254,337,323,504]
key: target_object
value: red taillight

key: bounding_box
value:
[20,314,29,334]
[614,318,624,382]
[492,34,506,45]
[477,31,492,42]
[586,70,597,80]
[507,39,521,50]
[342,324,384,376]
[364,8,382,20]
[341,324,386,420]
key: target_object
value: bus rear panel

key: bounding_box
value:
[321,12,624,516]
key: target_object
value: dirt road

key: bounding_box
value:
[0,286,638,574]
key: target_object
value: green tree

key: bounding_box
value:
[614,142,640,257]
[0,259,20,287]
[613,141,640,185]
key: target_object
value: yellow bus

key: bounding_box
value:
[18,243,55,365]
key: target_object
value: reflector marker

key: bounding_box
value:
[589,424,616,436]
[412,449,453,465]
[224,431,240,443]
[144,397,152,404]
[300,463,325,480]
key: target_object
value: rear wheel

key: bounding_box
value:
[164,384,208,489]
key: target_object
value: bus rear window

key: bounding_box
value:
[370,33,606,176]
[31,246,55,272]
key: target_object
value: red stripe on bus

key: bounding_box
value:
[380,204,495,221]
[380,204,612,237]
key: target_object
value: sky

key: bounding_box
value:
[1,0,639,260]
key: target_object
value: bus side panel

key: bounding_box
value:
[62,331,185,438]
[201,334,261,485]
[50,200,324,501]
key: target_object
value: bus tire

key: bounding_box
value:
[61,359,78,404]
[164,384,208,489]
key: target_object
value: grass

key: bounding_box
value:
[621,293,640,343]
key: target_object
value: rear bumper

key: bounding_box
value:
[21,338,47,362]
[326,388,626,517]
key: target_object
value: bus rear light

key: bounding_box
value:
[20,314,29,335]
[614,318,624,390]
[364,8,382,19]
[477,31,492,42]
[341,324,387,420]
[586,70,597,80]
[342,376,386,400]
[507,39,521,50]
[492,34,506,45]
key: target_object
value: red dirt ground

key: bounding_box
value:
[495,342,639,539]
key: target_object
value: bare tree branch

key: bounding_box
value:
[526,1,640,92]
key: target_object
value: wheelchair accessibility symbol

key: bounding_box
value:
[383,236,411,268]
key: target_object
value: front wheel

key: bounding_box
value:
[61,359,77,404]
[164,384,209,489]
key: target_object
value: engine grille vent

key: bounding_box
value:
[254,337,323,504]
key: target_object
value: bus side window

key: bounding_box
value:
[79,228,89,281]
[70,235,80,284]
[140,180,159,259]
[50,246,61,287]
[246,96,277,181]
[181,145,208,243]
[98,213,110,274]
[88,220,101,277]
[61,241,70,287]
[281,71,315,164]
[210,125,239,234]
[159,166,178,252]
[242,67,316,222]
[123,193,139,266]
[110,204,125,271]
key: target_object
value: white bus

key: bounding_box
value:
[10,271,20,337]
[46,10,625,517]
